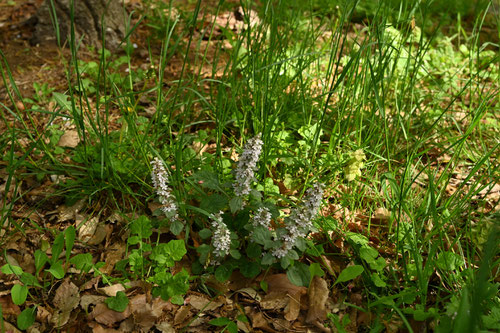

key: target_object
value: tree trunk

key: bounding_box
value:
[31,0,126,51]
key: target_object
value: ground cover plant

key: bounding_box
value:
[0,0,498,331]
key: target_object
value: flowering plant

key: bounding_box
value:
[151,134,325,281]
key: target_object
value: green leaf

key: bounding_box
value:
[229,196,244,213]
[196,244,211,265]
[309,262,325,278]
[287,262,311,287]
[306,241,325,256]
[246,243,262,259]
[436,251,464,271]
[199,228,212,239]
[130,215,152,239]
[52,92,72,112]
[209,317,232,326]
[20,273,41,287]
[70,253,93,272]
[170,294,184,305]
[151,240,187,267]
[280,256,292,269]
[369,257,386,271]
[261,253,275,266]
[237,314,249,323]
[46,260,65,279]
[250,226,272,246]
[287,250,299,260]
[34,250,49,273]
[51,232,65,264]
[359,246,378,263]
[17,306,36,330]
[239,260,261,278]
[11,284,28,305]
[64,226,76,263]
[169,269,190,296]
[1,264,23,275]
[295,238,307,252]
[249,189,262,202]
[346,232,368,245]
[127,235,140,245]
[105,291,129,312]
[262,177,280,194]
[227,321,238,333]
[370,273,387,288]
[215,263,233,282]
[200,194,228,213]
[154,269,190,302]
[230,249,241,260]
[165,240,187,262]
[170,220,184,235]
[191,170,220,190]
[335,265,364,284]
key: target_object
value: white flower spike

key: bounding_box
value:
[210,211,231,258]
[151,157,178,221]
[233,134,263,197]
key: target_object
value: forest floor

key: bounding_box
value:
[0,1,499,333]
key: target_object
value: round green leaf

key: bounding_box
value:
[105,291,129,312]
[215,264,233,282]
[246,242,262,259]
[11,284,28,305]
[17,306,36,330]
[199,228,212,239]
[287,262,311,287]
[239,261,261,278]
[170,220,185,235]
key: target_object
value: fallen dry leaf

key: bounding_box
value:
[51,280,80,328]
[36,305,51,323]
[2,321,22,333]
[88,322,121,333]
[173,305,191,326]
[283,293,301,322]
[101,242,126,275]
[306,276,329,323]
[129,294,156,331]
[0,295,21,316]
[57,199,86,222]
[89,302,132,327]
[249,311,274,331]
[119,317,135,331]
[57,130,80,148]
[151,296,173,317]
[188,294,224,311]
[80,294,107,312]
[261,291,288,310]
[98,283,125,297]
[53,280,80,310]
[77,215,100,243]
[270,317,292,331]
[261,274,307,322]
[156,320,176,333]
[87,223,107,245]
[265,274,306,295]
[373,207,391,223]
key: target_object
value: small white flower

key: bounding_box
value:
[272,183,324,258]
[251,207,272,229]
[210,211,231,258]
[151,158,178,221]
[233,134,263,196]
